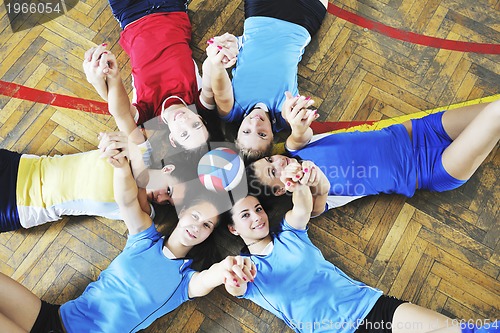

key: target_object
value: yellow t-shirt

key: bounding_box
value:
[16,150,118,228]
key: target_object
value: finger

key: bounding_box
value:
[284,91,294,100]
[111,150,129,160]
[105,52,118,71]
[293,108,308,122]
[299,166,312,185]
[84,47,97,63]
[91,46,105,64]
[224,57,237,68]
[308,167,319,186]
[250,262,257,279]
[99,52,110,74]
[305,109,319,126]
[231,265,249,282]
[284,180,297,192]
[240,265,254,282]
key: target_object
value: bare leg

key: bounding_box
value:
[441,103,489,140]
[441,100,500,180]
[392,303,460,333]
[0,313,28,333]
[0,272,41,332]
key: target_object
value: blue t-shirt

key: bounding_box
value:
[242,220,382,333]
[60,224,196,333]
[287,124,416,197]
[225,16,311,133]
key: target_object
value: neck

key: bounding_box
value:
[164,236,191,258]
[244,235,272,255]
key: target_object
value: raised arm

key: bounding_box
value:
[188,256,256,298]
[108,150,152,235]
[283,92,318,151]
[205,34,238,117]
[83,44,110,101]
[283,182,314,230]
[99,131,152,215]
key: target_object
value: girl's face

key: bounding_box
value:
[146,174,186,206]
[163,104,209,150]
[175,201,219,247]
[251,155,298,195]
[236,108,273,152]
[229,196,269,241]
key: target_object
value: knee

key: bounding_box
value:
[484,100,500,131]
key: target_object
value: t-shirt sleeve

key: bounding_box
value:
[134,102,155,126]
[181,268,198,300]
[124,224,159,250]
[281,218,308,234]
[195,89,215,112]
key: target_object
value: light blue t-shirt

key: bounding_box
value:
[242,220,382,333]
[225,16,311,133]
[287,124,416,197]
[60,224,196,333]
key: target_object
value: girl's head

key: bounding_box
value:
[146,165,187,206]
[173,197,220,247]
[247,155,299,196]
[145,153,199,206]
[226,196,270,243]
[161,100,209,151]
[235,107,274,162]
[168,193,225,270]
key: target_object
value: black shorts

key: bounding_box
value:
[245,0,326,36]
[30,301,64,333]
[109,0,188,29]
[0,149,22,232]
[355,295,407,333]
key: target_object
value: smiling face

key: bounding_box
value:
[236,108,274,153]
[229,196,269,242]
[174,201,220,247]
[251,155,298,195]
[162,104,209,150]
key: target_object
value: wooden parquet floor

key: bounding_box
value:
[0,0,499,331]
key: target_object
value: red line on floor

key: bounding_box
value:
[328,3,500,54]
[0,80,109,114]
[0,80,370,133]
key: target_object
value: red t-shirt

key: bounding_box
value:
[120,12,203,125]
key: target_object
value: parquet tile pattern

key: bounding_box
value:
[0,0,499,331]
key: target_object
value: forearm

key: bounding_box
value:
[188,262,225,298]
[93,79,109,101]
[310,171,330,217]
[129,144,150,188]
[210,65,233,116]
[293,185,313,216]
[200,59,215,107]
[286,127,313,151]
[113,163,138,208]
[107,77,139,137]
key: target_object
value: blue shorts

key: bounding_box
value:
[108,0,188,29]
[412,112,467,192]
[245,0,326,36]
[0,149,22,232]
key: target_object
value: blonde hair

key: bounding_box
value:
[235,138,273,164]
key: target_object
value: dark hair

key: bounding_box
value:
[159,191,227,270]
[245,163,280,197]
